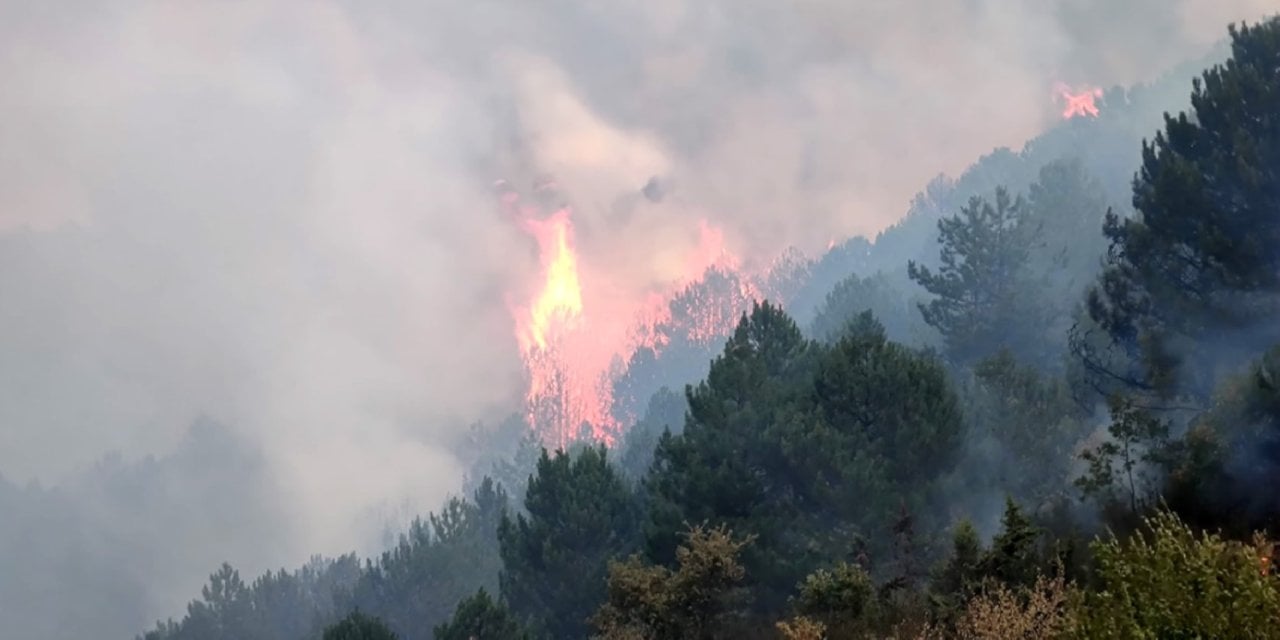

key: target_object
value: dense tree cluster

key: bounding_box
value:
[139,16,1280,640]
[1082,18,1280,400]
[643,302,964,612]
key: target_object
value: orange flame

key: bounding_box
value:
[508,199,618,448]
[1259,540,1279,577]
[502,179,765,448]
[1055,82,1103,119]
[515,209,583,353]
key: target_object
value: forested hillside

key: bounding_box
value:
[140,16,1280,640]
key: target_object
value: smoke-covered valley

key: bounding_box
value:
[1,2,1277,639]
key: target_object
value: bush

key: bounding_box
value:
[1077,509,1280,639]
[954,575,1075,640]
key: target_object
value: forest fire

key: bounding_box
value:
[1260,540,1279,577]
[500,178,756,448]
[513,208,582,354]
[1055,83,1104,118]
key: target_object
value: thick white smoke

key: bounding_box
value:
[0,0,1273,635]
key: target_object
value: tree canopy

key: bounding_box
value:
[131,16,1280,640]
[499,446,641,639]
[1085,17,1280,398]
[909,188,1046,366]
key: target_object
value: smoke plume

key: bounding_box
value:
[0,0,1273,636]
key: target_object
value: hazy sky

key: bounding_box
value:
[0,0,1275,629]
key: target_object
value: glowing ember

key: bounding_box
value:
[1261,542,1279,576]
[1054,82,1103,119]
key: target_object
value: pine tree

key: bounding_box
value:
[499,446,641,639]
[1164,343,1280,533]
[1023,159,1112,357]
[433,589,528,640]
[323,611,398,640]
[1075,395,1172,514]
[349,479,509,639]
[808,272,923,345]
[644,301,819,611]
[647,304,965,614]
[1023,159,1111,299]
[978,499,1041,590]
[929,520,985,620]
[616,387,687,480]
[967,350,1088,504]
[1084,16,1280,398]
[813,311,965,490]
[909,188,1047,366]
[180,563,255,640]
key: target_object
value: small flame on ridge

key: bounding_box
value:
[1054,82,1104,119]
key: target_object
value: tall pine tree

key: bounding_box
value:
[433,589,528,640]
[909,188,1047,366]
[644,301,819,612]
[1084,17,1280,398]
[498,446,641,639]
